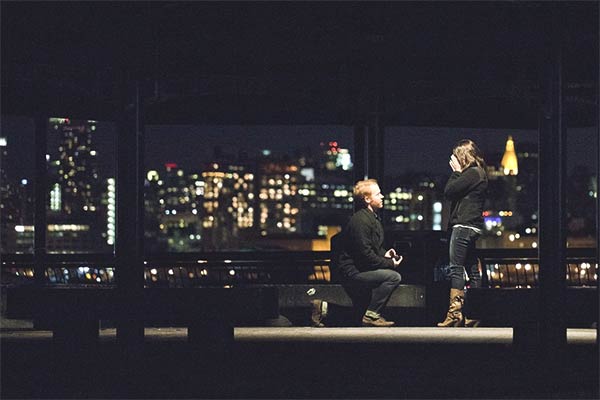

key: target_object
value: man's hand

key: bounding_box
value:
[392,255,403,267]
[385,248,403,267]
[450,154,462,173]
[384,248,397,259]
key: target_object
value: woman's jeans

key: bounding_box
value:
[347,269,401,315]
[448,226,481,290]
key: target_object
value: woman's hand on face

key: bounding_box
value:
[449,154,462,172]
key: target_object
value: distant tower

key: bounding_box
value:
[501,136,519,175]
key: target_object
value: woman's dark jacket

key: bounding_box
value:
[444,165,488,230]
[337,208,395,278]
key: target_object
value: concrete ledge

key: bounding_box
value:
[266,283,426,308]
[2,327,596,345]
[235,327,597,345]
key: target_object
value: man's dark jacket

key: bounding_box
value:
[337,208,395,279]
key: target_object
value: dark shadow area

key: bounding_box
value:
[2,336,597,399]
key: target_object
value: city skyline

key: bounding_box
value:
[1,115,597,181]
[1,117,597,253]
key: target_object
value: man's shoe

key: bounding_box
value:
[310,299,327,327]
[362,315,395,327]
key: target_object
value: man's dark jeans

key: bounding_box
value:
[448,226,481,290]
[343,269,401,318]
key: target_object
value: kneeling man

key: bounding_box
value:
[337,179,403,327]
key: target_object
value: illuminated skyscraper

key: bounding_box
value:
[298,169,353,234]
[145,163,204,252]
[202,162,254,249]
[51,117,100,216]
[295,140,353,234]
[385,175,439,230]
[257,160,300,235]
[1,138,31,252]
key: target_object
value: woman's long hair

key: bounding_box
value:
[453,139,486,170]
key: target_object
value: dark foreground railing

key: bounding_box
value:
[0,251,333,286]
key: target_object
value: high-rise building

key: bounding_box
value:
[1,137,36,252]
[385,175,440,231]
[298,142,353,231]
[257,159,301,235]
[201,162,254,250]
[296,141,353,235]
[144,163,204,252]
[51,117,100,216]
[299,177,353,233]
[43,117,112,253]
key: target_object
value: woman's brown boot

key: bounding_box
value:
[437,288,465,327]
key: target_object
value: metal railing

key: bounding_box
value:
[0,251,333,287]
[477,248,597,288]
[1,248,597,288]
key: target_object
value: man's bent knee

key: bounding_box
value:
[383,269,402,284]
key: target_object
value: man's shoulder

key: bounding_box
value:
[348,209,376,228]
[351,208,371,220]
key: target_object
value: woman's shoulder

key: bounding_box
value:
[466,165,487,178]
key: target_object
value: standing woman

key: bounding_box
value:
[438,139,488,327]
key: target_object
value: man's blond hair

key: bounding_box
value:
[353,179,378,207]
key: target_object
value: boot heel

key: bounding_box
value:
[437,288,465,327]
[464,318,480,327]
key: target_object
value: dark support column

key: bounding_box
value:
[33,115,47,286]
[597,8,600,346]
[353,123,367,183]
[537,5,567,389]
[116,81,145,343]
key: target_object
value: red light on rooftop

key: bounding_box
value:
[165,162,178,169]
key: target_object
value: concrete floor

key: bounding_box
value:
[2,325,598,399]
